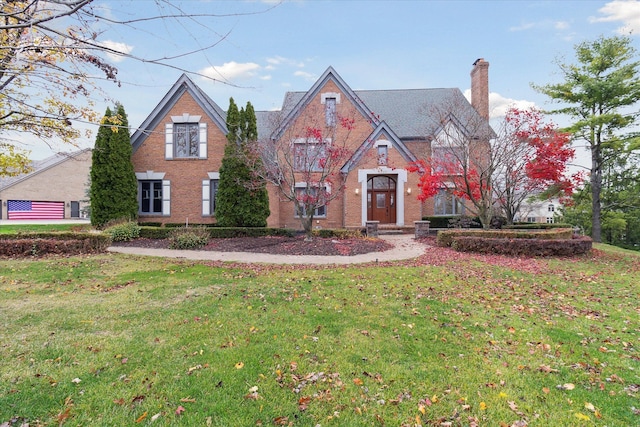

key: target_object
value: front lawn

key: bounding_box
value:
[0,245,638,426]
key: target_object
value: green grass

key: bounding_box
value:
[0,245,639,426]
[0,223,92,234]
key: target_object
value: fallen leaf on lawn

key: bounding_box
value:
[298,396,311,411]
[273,416,289,425]
[180,397,196,403]
[542,387,550,394]
[557,383,575,391]
[113,398,125,405]
[498,392,508,398]
[175,406,185,415]
[353,378,363,386]
[71,378,81,384]
[539,364,558,373]
[235,362,244,369]
[418,404,426,414]
[574,412,590,421]
[479,401,487,410]
[150,413,161,422]
[135,411,147,423]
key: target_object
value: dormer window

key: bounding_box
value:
[321,92,340,127]
[174,123,200,157]
[377,145,388,166]
[325,97,336,127]
[165,113,207,160]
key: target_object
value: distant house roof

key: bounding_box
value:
[0,148,92,191]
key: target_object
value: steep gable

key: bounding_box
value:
[271,66,380,141]
[341,122,417,173]
[130,74,227,153]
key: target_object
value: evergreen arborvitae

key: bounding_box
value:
[89,104,138,227]
[216,99,270,227]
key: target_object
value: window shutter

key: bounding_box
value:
[162,180,171,215]
[165,124,173,159]
[199,123,207,159]
[202,179,210,216]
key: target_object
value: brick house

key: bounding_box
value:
[0,149,92,220]
[130,59,491,229]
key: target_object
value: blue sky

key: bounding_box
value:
[27,0,640,159]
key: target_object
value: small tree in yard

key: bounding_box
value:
[89,104,138,228]
[407,101,579,227]
[216,98,270,227]
[492,108,580,224]
[248,104,356,239]
[407,94,495,228]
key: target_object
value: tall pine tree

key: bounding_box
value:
[216,98,270,227]
[90,104,138,227]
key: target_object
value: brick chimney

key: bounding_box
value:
[470,58,489,120]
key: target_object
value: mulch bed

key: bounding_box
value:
[111,236,394,256]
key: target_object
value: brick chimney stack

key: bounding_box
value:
[470,58,489,120]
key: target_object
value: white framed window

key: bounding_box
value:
[377,145,388,166]
[325,97,336,127]
[527,217,536,223]
[293,138,329,172]
[165,114,207,160]
[434,189,464,216]
[294,184,327,218]
[546,217,554,224]
[548,204,555,212]
[137,171,170,216]
[202,172,219,216]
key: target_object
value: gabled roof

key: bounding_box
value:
[279,86,490,141]
[341,122,417,173]
[271,66,380,141]
[0,148,91,191]
[130,74,228,153]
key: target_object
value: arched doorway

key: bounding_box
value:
[367,175,396,224]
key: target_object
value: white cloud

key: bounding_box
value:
[199,62,261,81]
[464,89,537,118]
[509,22,536,32]
[100,40,133,62]
[266,56,305,68]
[555,21,570,30]
[293,70,316,81]
[590,0,640,35]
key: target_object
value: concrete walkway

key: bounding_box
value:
[107,234,427,265]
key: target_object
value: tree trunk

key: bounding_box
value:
[591,146,602,243]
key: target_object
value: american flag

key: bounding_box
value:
[7,200,65,220]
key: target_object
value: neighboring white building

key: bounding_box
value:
[0,149,92,220]
[514,197,561,224]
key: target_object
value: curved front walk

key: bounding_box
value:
[107,234,427,265]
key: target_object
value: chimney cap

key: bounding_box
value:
[473,58,486,65]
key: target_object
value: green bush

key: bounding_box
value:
[312,228,364,239]
[436,228,574,247]
[0,233,111,257]
[139,226,172,239]
[104,221,141,242]
[168,226,210,250]
[504,223,573,230]
[451,235,592,256]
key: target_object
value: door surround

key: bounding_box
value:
[357,167,407,226]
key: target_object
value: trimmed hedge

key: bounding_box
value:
[0,232,111,257]
[436,228,574,247]
[504,223,573,230]
[422,216,483,229]
[311,228,364,239]
[451,235,592,257]
[138,226,296,240]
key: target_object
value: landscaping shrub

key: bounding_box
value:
[311,228,363,239]
[451,235,592,257]
[168,226,210,250]
[104,220,141,242]
[0,233,111,257]
[139,226,172,239]
[504,223,573,230]
[436,228,574,247]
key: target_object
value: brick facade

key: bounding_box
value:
[131,64,491,229]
